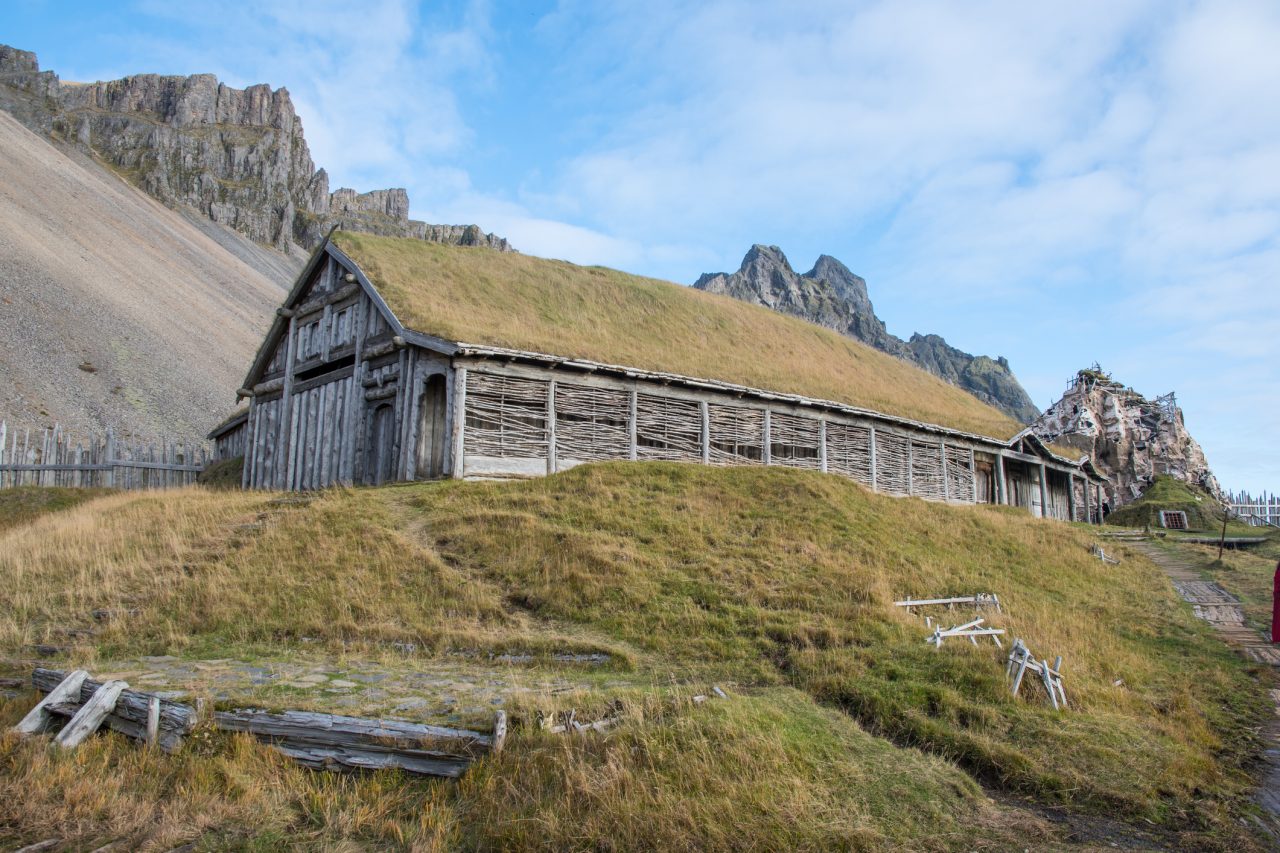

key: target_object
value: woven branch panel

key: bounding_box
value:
[555,383,631,461]
[769,412,822,470]
[825,423,874,485]
[911,440,947,501]
[465,373,548,458]
[875,431,911,496]
[635,394,702,461]
[945,444,976,504]
[708,404,764,465]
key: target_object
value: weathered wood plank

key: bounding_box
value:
[13,669,88,734]
[33,668,195,751]
[54,680,128,748]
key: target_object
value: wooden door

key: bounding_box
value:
[415,374,447,478]
[367,403,396,486]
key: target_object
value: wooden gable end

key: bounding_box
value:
[240,240,409,394]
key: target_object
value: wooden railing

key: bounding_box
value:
[0,421,209,490]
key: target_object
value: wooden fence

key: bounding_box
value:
[0,421,210,490]
[1227,490,1280,529]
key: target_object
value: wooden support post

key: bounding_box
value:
[869,425,878,492]
[277,315,299,490]
[343,297,367,484]
[450,367,468,479]
[700,401,710,465]
[995,452,1007,505]
[1067,474,1076,521]
[547,379,557,474]
[1038,463,1049,519]
[818,419,828,474]
[12,670,88,734]
[492,710,507,753]
[1083,476,1092,524]
[55,680,128,748]
[940,440,949,501]
[628,387,638,461]
[907,439,914,497]
[146,695,161,748]
[761,409,771,465]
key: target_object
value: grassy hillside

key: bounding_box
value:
[0,467,1272,850]
[0,486,112,534]
[1105,475,1226,531]
[334,232,1024,439]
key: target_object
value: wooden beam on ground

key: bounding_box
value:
[54,680,128,748]
[12,669,87,734]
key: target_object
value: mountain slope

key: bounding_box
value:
[0,44,511,254]
[694,245,1040,422]
[0,110,283,439]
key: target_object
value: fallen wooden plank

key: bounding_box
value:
[212,708,495,753]
[13,669,87,735]
[33,667,195,751]
[270,742,473,777]
[55,680,127,748]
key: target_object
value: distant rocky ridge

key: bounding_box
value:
[0,44,512,255]
[694,245,1040,422]
[1031,367,1221,507]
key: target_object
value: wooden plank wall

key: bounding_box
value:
[0,421,208,489]
[457,367,992,508]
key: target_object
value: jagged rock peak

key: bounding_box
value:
[693,244,1040,423]
[1031,367,1221,506]
[0,44,514,255]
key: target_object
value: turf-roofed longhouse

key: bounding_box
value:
[214,232,1106,520]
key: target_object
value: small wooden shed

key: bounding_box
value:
[223,233,1105,521]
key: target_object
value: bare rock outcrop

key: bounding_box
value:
[1031,367,1221,506]
[694,245,1039,422]
[0,45,512,255]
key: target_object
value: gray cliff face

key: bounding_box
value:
[693,245,1040,423]
[1031,369,1221,507]
[0,45,512,254]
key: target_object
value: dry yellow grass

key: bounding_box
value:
[333,232,1024,439]
[0,470,1270,849]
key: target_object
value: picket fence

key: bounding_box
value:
[0,421,210,490]
[1226,490,1280,529]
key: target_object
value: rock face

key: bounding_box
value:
[1031,368,1221,507]
[694,245,1040,422]
[0,45,512,255]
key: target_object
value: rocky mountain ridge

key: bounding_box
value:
[1031,367,1221,507]
[694,245,1040,422]
[0,44,511,255]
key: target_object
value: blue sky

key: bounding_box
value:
[8,0,1280,493]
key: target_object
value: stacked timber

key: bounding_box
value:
[213,708,506,777]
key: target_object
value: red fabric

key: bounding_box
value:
[1272,561,1280,643]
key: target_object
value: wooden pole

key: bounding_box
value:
[1218,504,1230,561]
[995,452,1007,505]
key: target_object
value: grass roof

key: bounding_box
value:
[332,232,1023,439]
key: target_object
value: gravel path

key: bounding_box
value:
[1132,540,1280,829]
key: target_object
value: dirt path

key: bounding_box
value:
[1132,540,1280,830]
